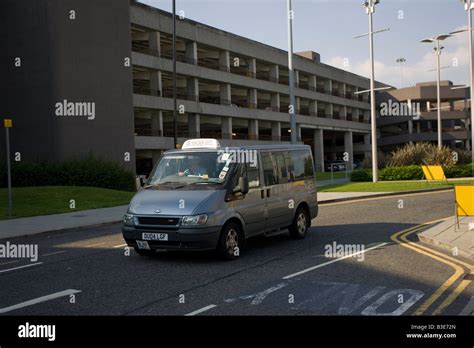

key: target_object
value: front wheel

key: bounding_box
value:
[217,222,242,260]
[289,207,309,239]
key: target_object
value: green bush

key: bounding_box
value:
[379,165,423,181]
[351,169,372,182]
[444,163,474,178]
[389,143,458,167]
[0,156,135,191]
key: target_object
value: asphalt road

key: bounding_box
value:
[1,190,473,316]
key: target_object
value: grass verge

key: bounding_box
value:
[319,180,474,193]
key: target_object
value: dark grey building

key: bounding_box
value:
[0,0,136,172]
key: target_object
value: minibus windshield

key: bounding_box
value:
[147,151,234,186]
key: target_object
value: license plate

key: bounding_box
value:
[136,240,150,250]
[142,232,168,241]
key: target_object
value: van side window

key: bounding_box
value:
[274,152,289,184]
[284,152,295,182]
[261,152,277,186]
[290,150,314,180]
[245,160,260,188]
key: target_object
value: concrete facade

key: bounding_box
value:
[378,81,471,152]
[129,1,383,174]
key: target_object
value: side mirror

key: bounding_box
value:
[238,176,249,195]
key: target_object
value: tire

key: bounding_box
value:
[134,246,155,256]
[289,207,309,239]
[217,222,242,260]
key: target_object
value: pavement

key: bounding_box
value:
[419,216,474,259]
[0,190,472,317]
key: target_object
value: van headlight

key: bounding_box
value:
[182,214,208,226]
[123,213,135,226]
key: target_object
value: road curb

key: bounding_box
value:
[418,233,474,260]
[318,187,454,205]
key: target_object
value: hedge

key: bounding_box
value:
[0,157,136,191]
[351,163,473,182]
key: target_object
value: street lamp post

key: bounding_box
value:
[172,0,178,148]
[450,0,474,163]
[354,0,389,183]
[421,34,452,149]
[287,0,297,144]
[396,57,406,88]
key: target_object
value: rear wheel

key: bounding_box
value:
[289,207,309,239]
[217,222,242,260]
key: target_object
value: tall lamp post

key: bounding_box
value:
[450,0,474,163]
[354,0,389,183]
[287,0,297,144]
[421,34,452,149]
[172,0,178,148]
[396,58,406,88]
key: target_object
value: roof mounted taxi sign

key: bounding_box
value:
[181,138,221,150]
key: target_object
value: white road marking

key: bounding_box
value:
[283,242,388,279]
[460,296,474,316]
[0,289,81,314]
[251,283,288,305]
[361,289,424,316]
[113,244,127,248]
[185,304,217,316]
[0,262,43,274]
[41,251,66,257]
[0,260,19,266]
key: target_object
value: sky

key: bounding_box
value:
[138,0,472,88]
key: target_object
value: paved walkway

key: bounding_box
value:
[0,205,129,240]
[419,216,474,259]
[317,191,391,202]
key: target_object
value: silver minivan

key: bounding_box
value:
[122,139,318,259]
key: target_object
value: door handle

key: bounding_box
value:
[266,188,271,197]
[261,189,265,199]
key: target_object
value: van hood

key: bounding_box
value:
[128,189,221,215]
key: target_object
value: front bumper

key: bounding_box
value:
[122,225,221,251]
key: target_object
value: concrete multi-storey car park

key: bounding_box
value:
[378,81,472,152]
[0,0,388,176]
[129,1,388,175]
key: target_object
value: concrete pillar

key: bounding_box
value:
[363,110,370,123]
[270,64,279,82]
[151,110,163,136]
[188,114,200,138]
[221,116,232,139]
[353,108,360,122]
[248,58,257,78]
[309,100,318,116]
[295,97,301,114]
[324,79,332,94]
[295,70,300,87]
[249,119,259,140]
[339,83,346,98]
[185,41,198,64]
[271,93,280,112]
[219,50,230,72]
[187,77,199,100]
[221,83,231,105]
[152,150,163,166]
[325,103,333,118]
[340,105,347,120]
[148,31,161,56]
[248,88,258,108]
[363,133,371,160]
[344,131,353,171]
[416,122,421,134]
[408,120,414,145]
[296,124,302,142]
[314,129,324,172]
[150,70,162,96]
[308,75,317,91]
[271,121,281,141]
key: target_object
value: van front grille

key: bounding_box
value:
[137,217,180,226]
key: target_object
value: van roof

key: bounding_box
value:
[165,144,311,154]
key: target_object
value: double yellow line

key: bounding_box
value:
[391,217,473,316]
